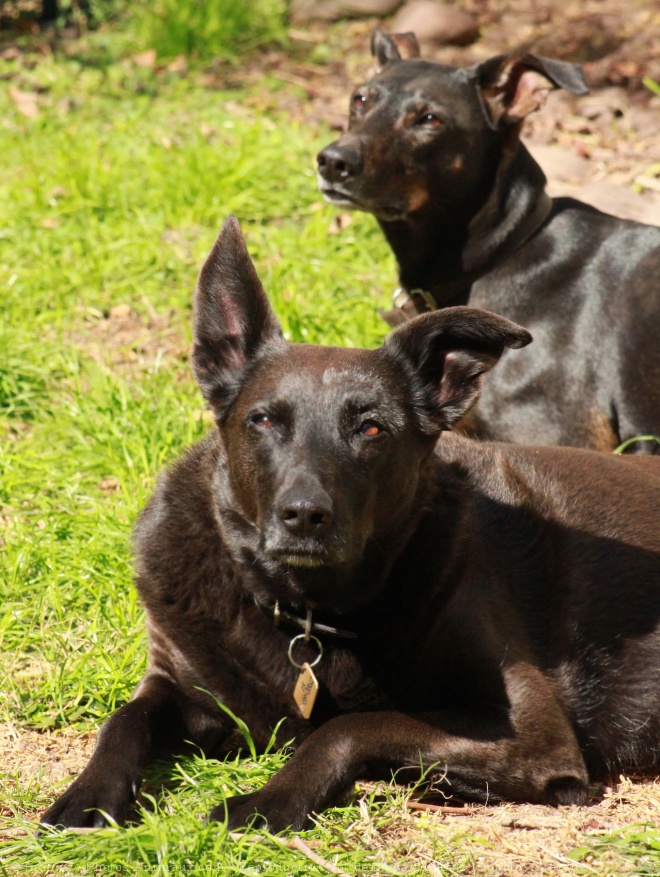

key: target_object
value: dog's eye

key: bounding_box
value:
[352,93,368,110]
[359,420,384,438]
[417,113,442,128]
[252,414,274,430]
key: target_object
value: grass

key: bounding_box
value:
[570,823,660,875]
[132,0,288,61]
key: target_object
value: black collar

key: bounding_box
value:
[256,600,357,640]
[380,191,553,327]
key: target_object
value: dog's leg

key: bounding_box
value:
[41,674,195,828]
[216,665,587,831]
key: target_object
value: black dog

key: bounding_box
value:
[317,31,660,453]
[43,217,660,833]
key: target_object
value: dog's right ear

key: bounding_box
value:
[192,216,284,418]
[383,306,532,434]
[371,29,420,72]
[476,53,588,129]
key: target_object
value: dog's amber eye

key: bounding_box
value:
[417,113,442,127]
[359,420,382,437]
[252,414,274,429]
[352,93,367,109]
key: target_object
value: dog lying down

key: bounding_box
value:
[43,217,660,833]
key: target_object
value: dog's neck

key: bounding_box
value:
[380,141,551,309]
[254,599,358,640]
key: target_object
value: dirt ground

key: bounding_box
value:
[387,778,660,875]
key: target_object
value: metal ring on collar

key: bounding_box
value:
[392,287,411,308]
[287,633,323,670]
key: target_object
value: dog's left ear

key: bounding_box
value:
[371,29,420,73]
[476,53,588,128]
[192,216,284,418]
[383,306,532,433]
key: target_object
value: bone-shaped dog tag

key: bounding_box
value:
[293,662,319,719]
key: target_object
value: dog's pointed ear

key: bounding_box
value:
[371,29,420,73]
[476,53,588,129]
[192,216,284,417]
[382,307,532,433]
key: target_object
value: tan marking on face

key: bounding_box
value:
[407,185,430,212]
[452,155,465,172]
[452,410,480,438]
[587,410,619,453]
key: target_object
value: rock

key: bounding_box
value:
[290,0,403,22]
[579,182,660,225]
[547,180,660,226]
[578,87,629,122]
[342,0,403,13]
[525,143,590,185]
[391,0,478,47]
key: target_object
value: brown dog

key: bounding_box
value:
[43,218,660,833]
[318,31,660,453]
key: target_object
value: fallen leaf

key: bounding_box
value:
[328,214,352,234]
[193,410,215,424]
[8,87,39,119]
[109,304,132,320]
[132,49,157,68]
[166,55,187,74]
[41,218,60,229]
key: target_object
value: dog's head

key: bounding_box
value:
[317,30,587,222]
[192,217,531,611]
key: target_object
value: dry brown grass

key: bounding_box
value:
[3,719,659,874]
[0,721,95,820]
[411,780,660,875]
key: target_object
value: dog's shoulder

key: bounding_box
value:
[434,434,660,548]
[136,432,221,532]
[133,432,231,605]
[547,197,660,261]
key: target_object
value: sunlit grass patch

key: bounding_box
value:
[132,0,288,61]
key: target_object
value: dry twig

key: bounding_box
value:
[286,834,352,876]
[406,800,477,815]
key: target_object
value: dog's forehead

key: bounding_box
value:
[372,60,475,101]
[243,344,396,407]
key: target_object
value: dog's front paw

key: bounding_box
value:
[209,789,310,833]
[41,771,134,829]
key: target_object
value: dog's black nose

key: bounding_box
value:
[278,493,334,538]
[317,142,362,183]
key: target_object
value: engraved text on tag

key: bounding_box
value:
[293,661,319,719]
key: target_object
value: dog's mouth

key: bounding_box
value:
[279,553,328,569]
[318,181,408,221]
[318,182,360,209]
